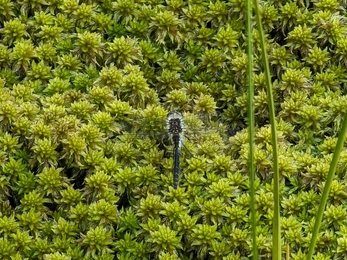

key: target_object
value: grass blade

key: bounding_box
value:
[246,0,258,258]
[253,0,281,258]
[307,112,347,259]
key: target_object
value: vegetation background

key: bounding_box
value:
[1,0,347,259]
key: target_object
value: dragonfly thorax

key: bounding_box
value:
[166,111,184,141]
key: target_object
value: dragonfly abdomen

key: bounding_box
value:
[172,135,181,189]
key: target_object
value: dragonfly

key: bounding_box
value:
[113,107,235,189]
[166,111,184,189]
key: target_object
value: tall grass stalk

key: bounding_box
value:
[253,0,281,259]
[246,0,258,258]
[307,113,347,259]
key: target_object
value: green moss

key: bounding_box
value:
[0,0,347,258]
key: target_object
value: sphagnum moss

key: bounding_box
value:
[1,0,347,258]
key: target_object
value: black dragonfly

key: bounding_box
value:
[113,107,232,189]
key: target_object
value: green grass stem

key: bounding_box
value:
[246,0,258,258]
[307,112,347,259]
[253,0,281,259]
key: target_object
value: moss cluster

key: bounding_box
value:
[1,0,347,259]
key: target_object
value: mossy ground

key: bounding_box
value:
[1,0,347,259]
